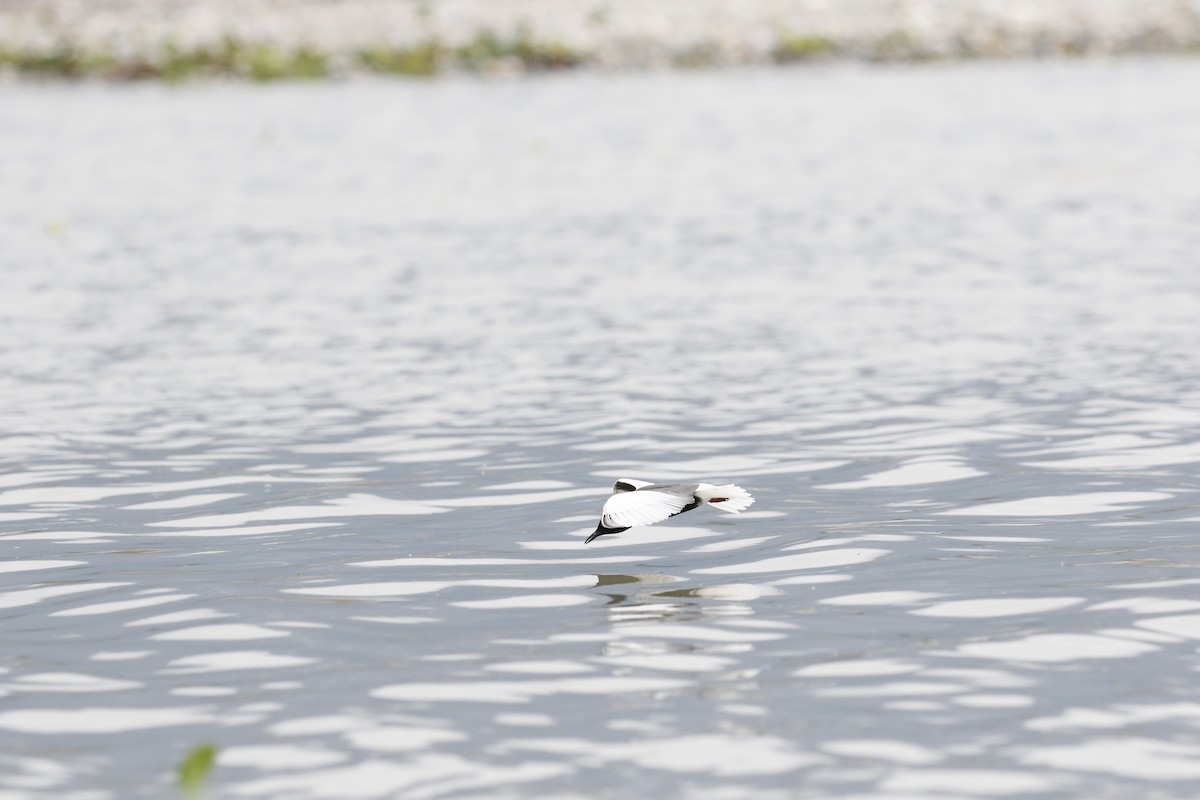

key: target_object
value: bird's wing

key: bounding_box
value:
[601,489,691,529]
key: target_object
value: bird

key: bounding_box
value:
[586,479,755,544]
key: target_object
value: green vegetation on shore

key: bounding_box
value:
[0,38,332,81]
[772,34,838,63]
[1,26,1198,81]
[0,29,587,81]
[356,26,587,77]
[357,41,443,76]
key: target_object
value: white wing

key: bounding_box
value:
[601,489,690,529]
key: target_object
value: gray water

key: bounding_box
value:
[2,60,1200,799]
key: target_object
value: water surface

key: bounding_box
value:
[3,60,1200,798]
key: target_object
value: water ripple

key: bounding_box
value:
[3,61,1200,799]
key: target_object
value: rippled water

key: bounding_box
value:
[3,60,1200,798]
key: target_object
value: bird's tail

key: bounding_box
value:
[696,484,754,513]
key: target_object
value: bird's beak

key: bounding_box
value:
[584,525,605,544]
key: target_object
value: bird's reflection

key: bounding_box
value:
[592,573,683,606]
[592,573,758,627]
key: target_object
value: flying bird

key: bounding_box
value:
[586,479,755,543]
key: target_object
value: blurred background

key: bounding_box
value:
[2,0,1200,78]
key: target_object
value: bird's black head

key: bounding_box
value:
[585,522,629,544]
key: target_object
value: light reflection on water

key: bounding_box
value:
[3,60,1200,798]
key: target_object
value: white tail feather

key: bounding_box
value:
[695,484,754,513]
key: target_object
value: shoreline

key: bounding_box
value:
[3,0,1199,81]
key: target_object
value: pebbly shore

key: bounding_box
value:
[2,0,1199,79]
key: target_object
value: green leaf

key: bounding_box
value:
[177,744,217,800]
